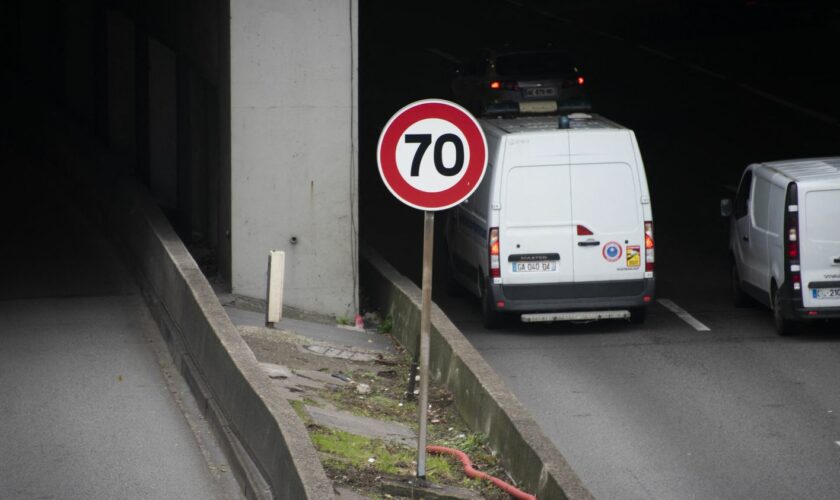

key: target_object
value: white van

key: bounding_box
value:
[444,113,655,328]
[722,158,840,335]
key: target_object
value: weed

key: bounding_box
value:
[335,316,351,326]
[378,315,393,333]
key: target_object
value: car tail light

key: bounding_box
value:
[644,221,655,274]
[784,183,801,292]
[563,76,585,88]
[489,227,500,278]
[489,81,518,90]
[577,224,593,236]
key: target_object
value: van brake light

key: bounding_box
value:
[784,183,801,294]
[489,228,500,278]
[644,221,654,274]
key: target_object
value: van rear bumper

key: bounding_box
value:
[491,279,655,313]
[777,286,840,320]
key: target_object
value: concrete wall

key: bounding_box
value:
[230,0,359,318]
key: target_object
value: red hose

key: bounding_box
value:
[427,445,537,500]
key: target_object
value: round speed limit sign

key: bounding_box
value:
[377,99,488,211]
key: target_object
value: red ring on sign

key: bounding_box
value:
[377,100,487,211]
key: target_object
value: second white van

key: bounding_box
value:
[722,158,840,335]
[444,113,655,327]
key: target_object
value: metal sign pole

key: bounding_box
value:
[417,210,434,479]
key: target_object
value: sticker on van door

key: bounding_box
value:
[626,245,641,268]
[602,242,622,262]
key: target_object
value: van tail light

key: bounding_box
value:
[489,227,501,278]
[644,221,655,274]
[784,183,801,292]
[577,224,593,236]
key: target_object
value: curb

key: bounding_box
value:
[360,242,594,500]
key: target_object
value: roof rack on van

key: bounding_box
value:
[480,113,624,134]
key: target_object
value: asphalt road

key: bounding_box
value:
[361,1,840,498]
[0,144,241,499]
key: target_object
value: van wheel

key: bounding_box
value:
[773,287,798,336]
[629,307,646,324]
[481,280,503,329]
[731,260,750,308]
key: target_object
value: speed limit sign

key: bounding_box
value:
[377,99,488,211]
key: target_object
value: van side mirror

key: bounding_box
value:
[720,198,733,217]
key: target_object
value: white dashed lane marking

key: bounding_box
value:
[658,299,711,332]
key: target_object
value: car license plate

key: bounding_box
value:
[518,100,557,113]
[512,261,557,272]
[812,287,840,299]
[525,87,556,97]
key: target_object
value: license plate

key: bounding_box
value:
[525,87,556,97]
[512,261,557,272]
[812,287,840,299]
[518,100,557,113]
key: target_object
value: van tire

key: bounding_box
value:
[731,260,750,308]
[773,286,799,336]
[481,280,503,329]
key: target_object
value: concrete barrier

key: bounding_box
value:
[46,116,335,500]
[361,243,594,500]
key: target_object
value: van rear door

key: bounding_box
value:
[800,186,840,308]
[499,163,575,285]
[570,162,645,282]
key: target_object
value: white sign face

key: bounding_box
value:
[377,99,488,211]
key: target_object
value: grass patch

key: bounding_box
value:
[310,426,455,481]
[303,349,511,498]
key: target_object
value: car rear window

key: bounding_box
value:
[495,52,575,77]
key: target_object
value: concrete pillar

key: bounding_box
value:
[230,0,358,318]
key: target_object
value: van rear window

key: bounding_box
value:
[806,189,840,242]
[504,165,572,227]
[570,163,640,233]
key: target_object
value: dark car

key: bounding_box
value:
[451,48,590,116]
